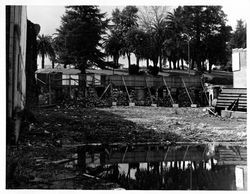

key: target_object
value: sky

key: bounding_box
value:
[26,2,249,68]
[27,4,248,36]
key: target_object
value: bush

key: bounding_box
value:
[129,64,139,75]
[148,66,159,76]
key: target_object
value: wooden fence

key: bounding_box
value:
[106,75,202,88]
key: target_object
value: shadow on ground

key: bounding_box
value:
[6,106,183,189]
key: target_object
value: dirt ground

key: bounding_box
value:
[99,106,247,143]
[6,106,247,189]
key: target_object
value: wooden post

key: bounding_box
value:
[201,80,209,104]
[242,166,248,190]
[77,146,86,173]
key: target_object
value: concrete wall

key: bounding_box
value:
[233,49,247,88]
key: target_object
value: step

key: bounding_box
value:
[221,88,247,94]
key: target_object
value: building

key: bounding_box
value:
[215,48,247,115]
[6,6,40,144]
[232,48,247,88]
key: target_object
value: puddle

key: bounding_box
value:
[76,143,247,190]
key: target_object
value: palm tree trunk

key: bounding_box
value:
[177,60,180,69]
[153,59,158,68]
[116,55,119,66]
[52,60,55,68]
[136,56,140,67]
[41,53,45,69]
[202,61,205,72]
[127,52,131,69]
[159,55,162,72]
[169,59,172,70]
[191,59,195,70]
[173,60,177,69]
[208,59,212,73]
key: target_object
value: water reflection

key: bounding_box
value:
[77,143,247,190]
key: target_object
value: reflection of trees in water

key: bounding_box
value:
[116,162,236,190]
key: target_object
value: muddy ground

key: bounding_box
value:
[6,106,246,189]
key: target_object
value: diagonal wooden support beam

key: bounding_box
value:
[99,83,111,100]
[164,146,170,162]
[163,78,174,105]
[122,146,128,163]
[181,77,193,104]
[145,77,153,104]
[183,145,190,161]
[122,76,131,103]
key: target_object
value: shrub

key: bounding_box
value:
[148,66,159,76]
[129,64,139,75]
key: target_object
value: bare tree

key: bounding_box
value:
[138,6,174,71]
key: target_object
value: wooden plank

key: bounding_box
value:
[218,94,247,97]
[218,98,247,102]
[217,161,247,165]
[221,88,247,94]
[217,101,247,105]
[216,103,247,107]
[201,80,209,104]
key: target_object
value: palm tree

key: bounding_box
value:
[37,34,55,69]
[165,7,186,70]
[104,32,123,68]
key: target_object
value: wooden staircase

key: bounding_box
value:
[216,88,247,111]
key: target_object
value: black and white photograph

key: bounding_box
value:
[2,0,248,191]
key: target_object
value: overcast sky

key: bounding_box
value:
[26,3,248,68]
[27,4,248,36]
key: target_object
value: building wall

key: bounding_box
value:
[6,6,27,143]
[233,49,247,88]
